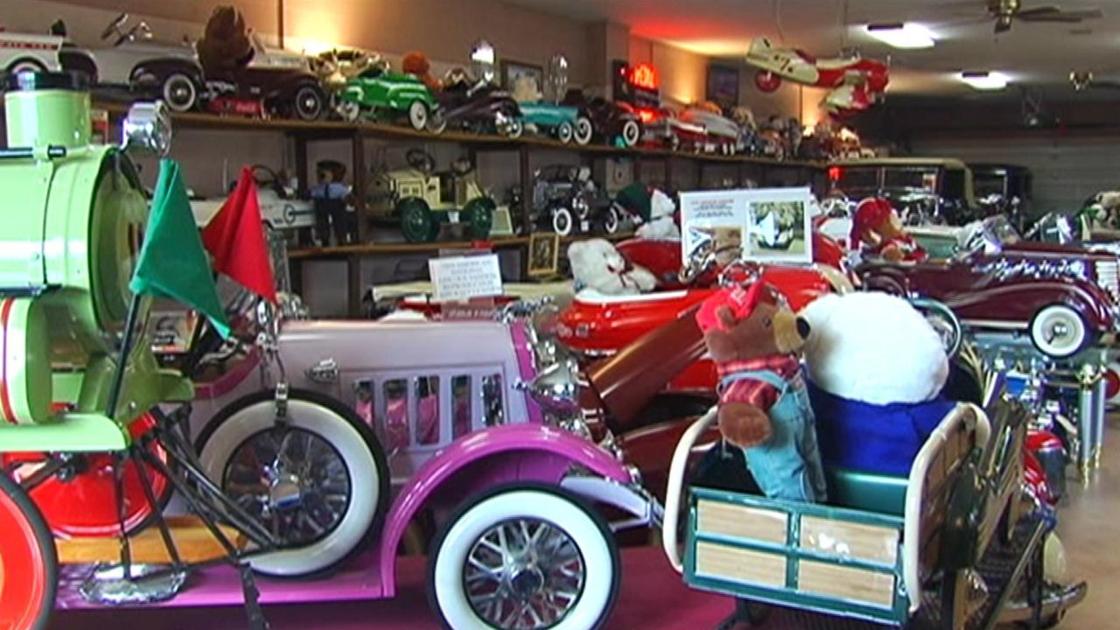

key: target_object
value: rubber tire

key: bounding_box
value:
[556,120,574,144]
[620,119,641,147]
[462,197,495,240]
[1029,304,1091,359]
[504,118,525,139]
[195,389,389,578]
[338,100,361,122]
[427,109,448,134]
[0,474,56,630]
[574,116,594,145]
[428,483,620,630]
[161,73,198,112]
[399,197,437,243]
[552,206,574,236]
[293,85,324,121]
[408,100,429,131]
[5,58,46,76]
[601,206,620,235]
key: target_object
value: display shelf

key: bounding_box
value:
[290,231,635,261]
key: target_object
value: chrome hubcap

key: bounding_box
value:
[223,428,351,545]
[464,518,585,629]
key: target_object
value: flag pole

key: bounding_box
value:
[105,293,143,419]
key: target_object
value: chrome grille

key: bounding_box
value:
[1095,260,1120,301]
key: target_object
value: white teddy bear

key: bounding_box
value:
[635,189,681,240]
[800,291,948,405]
[568,238,657,296]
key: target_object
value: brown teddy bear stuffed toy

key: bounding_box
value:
[850,197,928,263]
[695,281,827,502]
[402,51,442,91]
[196,6,254,78]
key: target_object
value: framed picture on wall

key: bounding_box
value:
[706,64,740,108]
[527,232,560,278]
[501,60,544,91]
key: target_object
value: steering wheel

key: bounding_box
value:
[406,148,436,173]
[444,67,470,87]
[101,13,129,40]
[450,156,475,176]
[249,164,286,198]
[819,193,851,219]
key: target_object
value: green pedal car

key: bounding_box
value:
[337,65,438,130]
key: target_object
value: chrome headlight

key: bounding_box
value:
[524,356,581,415]
[122,101,172,156]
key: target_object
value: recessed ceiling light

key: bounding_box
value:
[865,23,936,49]
[960,71,1009,90]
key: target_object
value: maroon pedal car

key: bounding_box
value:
[859,216,1120,359]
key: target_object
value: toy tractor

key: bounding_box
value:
[366,149,496,243]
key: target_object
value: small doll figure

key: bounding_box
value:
[311,160,353,246]
[850,197,928,263]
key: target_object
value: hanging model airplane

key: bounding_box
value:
[744,38,889,116]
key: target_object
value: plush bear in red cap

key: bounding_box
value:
[850,197,927,263]
[696,281,827,502]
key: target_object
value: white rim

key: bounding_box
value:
[506,119,524,139]
[553,207,573,235]
[574,118,593,145]
[295,87,322,120]
[162,74,196,112]
[428,110,447,134]
[557,121,574,143]
[408,100,428,130]
[198,399,380,576]
[432,489,616,630]
[339,101,360,122]
[1030,305,1087,358]
[604,208,619,234]
[621,120,640,147]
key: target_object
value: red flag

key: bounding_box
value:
[201,167,278,303]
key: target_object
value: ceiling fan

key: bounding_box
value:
[983,0,1103,33]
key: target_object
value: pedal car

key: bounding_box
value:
[366,149,496,242]
[678,104,740,155]
[427,67,523,137]
[514,164,627,236]
[189,164,315,235]
[0,23,97,81]
[639,105,708,151]
[860,214,1120,359]
[560,88,642,147]
[661,389,1058,628]
[336,63,438,129]
[829,157,979,225]
[510,59,593,144]
[89,13,204,112]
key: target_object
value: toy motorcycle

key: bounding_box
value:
[427,67,523,137]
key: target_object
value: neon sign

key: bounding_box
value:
[629,63,658,90]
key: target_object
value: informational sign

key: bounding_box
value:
[429,254,503,303]
[680,187,814,267]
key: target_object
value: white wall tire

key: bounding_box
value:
[293,85,324,121]
[602,206,620,235]
[428,485,620,630]
[196,390,388,577]
[337,100,361,122]
[408,100,429,130]
[161,73,198,112]
[556,120,574,144]
[1029,304,1090,359]
[620,120,640,147]
[552,206,574,236]
[574,117,594,145]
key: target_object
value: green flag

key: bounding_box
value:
[130,158,231,338]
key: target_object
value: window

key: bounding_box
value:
[481,373,504,426]
[452,375,472,438]
[415,376,440,445]
[383,378,409,450]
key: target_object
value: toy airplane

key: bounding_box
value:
[745,38,888,115]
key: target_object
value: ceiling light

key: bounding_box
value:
[960,71,1009,90]
[865,23,936,49]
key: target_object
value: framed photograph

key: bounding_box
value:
[680,187,814,266]
[528,232,560,278]
[747,188,812,264]
[706,64,740,108]
[501,59,544,91]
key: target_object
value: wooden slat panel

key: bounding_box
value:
[697,499,788,544]
[800,516,899,564]
[695,541,786,588]
[56,516,245,565]
[798,560,896,608]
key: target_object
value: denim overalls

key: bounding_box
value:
[719,368,828,502]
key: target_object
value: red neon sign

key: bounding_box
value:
[828,166,843,182]
[629,63,658,90]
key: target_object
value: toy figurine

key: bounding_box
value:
[850,196,928,262]
[402,51,441,91]
[569,238,656,296]
[695,282,827,502]
[311,159,354,245]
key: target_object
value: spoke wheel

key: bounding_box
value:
[429,485,619,630]
[196,389,388,577]
[0,474,56,630]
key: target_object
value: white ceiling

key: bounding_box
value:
[506,0,1120,100]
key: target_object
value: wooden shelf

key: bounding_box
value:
[290,231,635,261]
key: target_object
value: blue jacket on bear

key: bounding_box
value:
[807,380,956,477]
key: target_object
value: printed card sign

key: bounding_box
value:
[429,254,503,303]
[680,186,814,267]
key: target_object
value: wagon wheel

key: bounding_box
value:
[398,197,436,243]
[0,473,57,630]
[196,389,389,577]
[428,484,620,630]
[462,197,495,240]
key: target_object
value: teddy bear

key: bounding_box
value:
[402,51,442,91]
[695,281,827,502]
[850,197,928,263]
[635,189,680,240]
[568,238,656,296]
[196,6,254,78]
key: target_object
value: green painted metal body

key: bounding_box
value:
[825,468,908,515]
[0,83,191,453]
[684,484,911,626]
[340,71,435,114]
